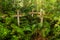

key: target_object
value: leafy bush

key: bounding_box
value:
[0,0,60,40]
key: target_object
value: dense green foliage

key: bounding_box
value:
[0,0,60,40]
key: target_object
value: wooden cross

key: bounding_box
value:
[16,10,24,26]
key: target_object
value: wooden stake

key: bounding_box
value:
[40,9,44,27]
[17,10,20,26]
[31,9,34,17]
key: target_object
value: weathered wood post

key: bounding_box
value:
[16,8,20,26]
[31,9,34,17]
[39,9,44,27]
